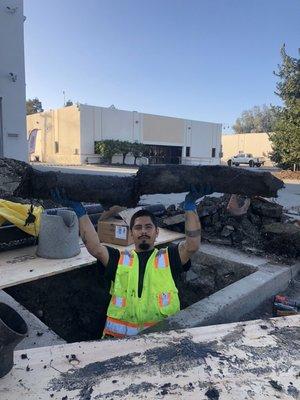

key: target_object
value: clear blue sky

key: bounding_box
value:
[24,0,299,131]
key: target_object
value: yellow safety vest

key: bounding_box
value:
[103,248,180,338]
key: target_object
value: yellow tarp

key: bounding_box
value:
[0,199,43,237]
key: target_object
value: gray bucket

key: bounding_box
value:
[0,303,28,378]
[37,209,80,259]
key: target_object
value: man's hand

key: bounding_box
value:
[51,188,86,219]
[183,184,214,211]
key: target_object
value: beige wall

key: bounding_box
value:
[79,105,140,162]
[222,132,274,166]
[27,105,81,164]
[142,113,184,145]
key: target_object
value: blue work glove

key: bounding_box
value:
[183,184,214,211]
[51,188,86,219]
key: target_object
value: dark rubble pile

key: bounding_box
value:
[159,195,300,259]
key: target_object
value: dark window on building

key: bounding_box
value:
[211,147,216,158]
[143,144,182,164]
[55,141,59,153]
[186,147,190,157]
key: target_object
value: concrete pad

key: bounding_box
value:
[0,290,65,350]
[4,315,300,399]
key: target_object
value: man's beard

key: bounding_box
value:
[138,238,151,251]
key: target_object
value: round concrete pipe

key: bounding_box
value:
[0,302,28,378]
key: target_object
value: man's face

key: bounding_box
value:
[130,216,159,251]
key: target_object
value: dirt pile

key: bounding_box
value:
[159,195,300,258]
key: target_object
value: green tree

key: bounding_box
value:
[26,98,43,115]
[65,100,73,107]
[94,140,121,164]
[269,46,300,169]
[232,105,278,133]
[130,142,146,165]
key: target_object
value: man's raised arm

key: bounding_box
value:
[78,214,109,265]
[178,184,213,265]
[51,189,109,266]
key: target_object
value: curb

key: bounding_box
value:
[145,251,300,333]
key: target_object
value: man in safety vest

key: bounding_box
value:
[53,185,211,338]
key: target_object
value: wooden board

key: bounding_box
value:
[0,229,185,290]
[1,315,299,399]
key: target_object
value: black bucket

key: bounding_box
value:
[0,302,28,378]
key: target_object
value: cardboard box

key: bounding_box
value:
[98,217,133,246]
[97,207,142,246]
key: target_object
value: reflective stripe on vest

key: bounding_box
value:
[103,317,156,338]
[154,251,169,269]
[119,250,134,267]
[111,295,126,307]
[158,292,171,307]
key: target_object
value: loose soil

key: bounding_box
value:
[5,263,111,343]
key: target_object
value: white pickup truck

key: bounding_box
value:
[227,153,265,167]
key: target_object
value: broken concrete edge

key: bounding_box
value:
[0,290,65,351]
[8,314,299,400]
[143,256,300,334]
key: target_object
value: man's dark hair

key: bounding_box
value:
[129,209,158,230]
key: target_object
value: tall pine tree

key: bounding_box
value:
[270,46,300,169]
[26,98,43,115]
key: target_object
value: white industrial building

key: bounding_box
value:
[27,104,222,165]
[0,0,27,161]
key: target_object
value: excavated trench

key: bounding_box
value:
[4,255,256,343]
[0,197,280,344]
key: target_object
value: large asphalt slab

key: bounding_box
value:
[32,164,300,212]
